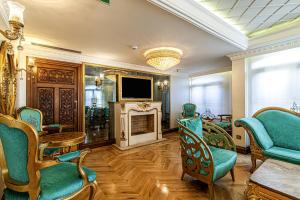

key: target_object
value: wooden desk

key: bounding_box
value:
[246,159,300,200]
[40,132,86,152]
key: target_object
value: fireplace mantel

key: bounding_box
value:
[110,101,163,150]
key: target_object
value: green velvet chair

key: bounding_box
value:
[235,107,300,172]
[0,114,98,200]
[177,117,237,200]
[17,106,61,159]
[182,103,200,118]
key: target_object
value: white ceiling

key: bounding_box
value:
[196,0,300,35]
[0,0,240,74]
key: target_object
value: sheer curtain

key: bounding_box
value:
[247,47,300,115]
[190,71,232,116]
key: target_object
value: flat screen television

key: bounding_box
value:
[118,75,153,101]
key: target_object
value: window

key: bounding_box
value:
[247,47,300,115]
[190,71,232,116]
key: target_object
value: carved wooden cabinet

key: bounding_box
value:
[26,58,83,131]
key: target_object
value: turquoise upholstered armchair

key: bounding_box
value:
[177,117,237,200]
[235,107,300,172]
[17,106,61,159]
[0,114,98,200]
[182,103,200,118]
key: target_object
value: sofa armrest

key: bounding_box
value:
[235,118,273,150]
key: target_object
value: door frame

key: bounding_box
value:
[26,57,84,131]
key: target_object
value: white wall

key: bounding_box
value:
[169,75,189,128]
[14,44,189,130]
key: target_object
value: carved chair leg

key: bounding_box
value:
[208,184,214,200]
[89,181,98,200]
[181,172,185,180]
[250,155,257,173]
[230,168,235,182]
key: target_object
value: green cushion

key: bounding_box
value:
[19,109,42,132]
[48,124,60,129]
[186,146,237,182]
[257,110,300,151]
[4,162,96,200]
[264,146,300,165]
[178,117,203,138]
[235,118,273,150]
[0,124,29,184]
[183,103,197,118]
[209,146,237,181]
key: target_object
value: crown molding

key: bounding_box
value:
[227,37,300,61]
[148,0,248,50]
[20,44,181,75]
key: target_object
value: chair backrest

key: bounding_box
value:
[0,114,40,192]
[17,107,43,133]
[177,117,203,138]
[253,107,300,151]
[177,119,213,182]
[182,103,197,118]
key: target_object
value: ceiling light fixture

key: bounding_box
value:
[144,47,183,71]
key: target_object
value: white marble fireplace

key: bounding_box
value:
[110,102,163,150]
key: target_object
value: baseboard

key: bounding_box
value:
[236,145,250,154]
[162,128,178,134]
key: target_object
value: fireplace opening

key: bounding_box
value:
[131,114,154,135]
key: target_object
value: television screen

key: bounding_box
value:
[121,77,152,99]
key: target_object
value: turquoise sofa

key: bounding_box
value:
[235,107,300,172]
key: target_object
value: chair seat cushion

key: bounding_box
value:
[4,162,96,200]
[264,146,300,165]
[187,146,237,182]
[209,146,237,181]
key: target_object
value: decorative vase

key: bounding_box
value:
[0,41,17,116]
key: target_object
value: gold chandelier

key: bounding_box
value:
[144,47,183,71]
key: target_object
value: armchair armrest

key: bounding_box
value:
[56,149,91,185]
[203,121,236,151]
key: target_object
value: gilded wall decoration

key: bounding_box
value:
[0,41,16,116]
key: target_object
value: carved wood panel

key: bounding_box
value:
[26,58,83,131]
[59,88,74,125]
[37,87,54,124]
[37,68,75,85]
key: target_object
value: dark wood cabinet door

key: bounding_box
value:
[26,58,83,131]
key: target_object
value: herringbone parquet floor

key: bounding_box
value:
[81,133,252,200]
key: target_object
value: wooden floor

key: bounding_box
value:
[81,133,253,200]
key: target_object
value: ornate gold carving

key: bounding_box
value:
[37,68,75,85]
[137,102,151,111]
[59,88,74,125]
[0,41,16,116]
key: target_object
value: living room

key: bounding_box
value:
[0,0,299,199]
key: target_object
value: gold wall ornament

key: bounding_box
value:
[0,41,17,116]
[144,47,183,71]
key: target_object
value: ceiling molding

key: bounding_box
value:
[148,0,248,50]
[21,44,181,75]
[227,37,300,61]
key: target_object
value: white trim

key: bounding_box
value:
[227,37,300,61]
[148,0,248,50]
